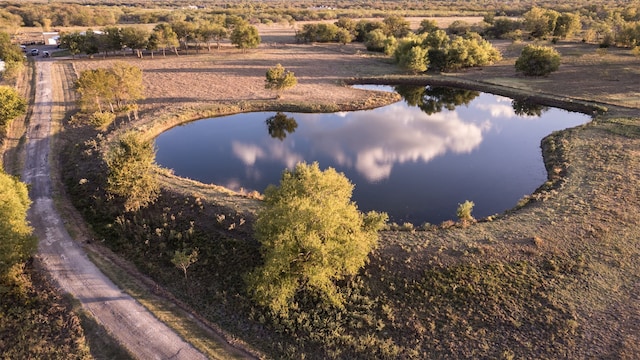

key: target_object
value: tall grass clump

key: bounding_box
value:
[456,200,475,222]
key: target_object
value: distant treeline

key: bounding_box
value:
[1,1,639,29]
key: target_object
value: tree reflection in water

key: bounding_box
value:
[266,112,298,141]
[512,99,549,117]
[394,85,480,114]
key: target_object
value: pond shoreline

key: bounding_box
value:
[137,76,609,222]
[345,75,608,115]
[154,87,590,225]
[58,40,640,358]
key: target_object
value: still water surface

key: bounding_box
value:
[155,86,590,224]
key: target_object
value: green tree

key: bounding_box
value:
[447,20,471,35]
[398,45,428,73]
[171,248,198,280]
[0,86,26,130]
[354,20,384,42]
[82,29,100,57]
[445,35,502,71]
[423,29,449,48]
[0,169,35,276]
[75,68,117,113]
[554,12,582,39]
[146,32,159,58]
[484,17,521,39]
[246,162,387,315]
[171,20,197,53]
[523,7,560,39]
[75,63,143,117]
[59,32,84,58]
[101,26,123,55]
[105,131,159,212]
[265,63,297,96]
[121,26,149,58]
[416,19,439,35]
[364,28,389,52]
[334,17,357,37]
[230,24,260,52]
[198,20,227,51]
[383,15,411,38]
[0,31,25,78]
[335,28,353,45]
[86,111,116,131]
[0,9,23,34]
[393,34,424,63]
[153,23,179,56]
[295,23,340,43]
[109,61,144,115]
[515,44,561,76]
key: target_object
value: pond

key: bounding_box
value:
[155,86,590,225]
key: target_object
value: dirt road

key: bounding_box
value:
[23,61,208,360]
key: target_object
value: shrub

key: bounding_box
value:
[265,63,297,96]
[456,200,475,222]
[398,45,428,73]
[382,15,411,38]
[364,29,389,52]
[230,24,260,51]
[295,23,340,43]
[447,20,471,36]
[515,44,560,76]
[416,19,439,35]
[400,222,415,232]
[88,111,116,131]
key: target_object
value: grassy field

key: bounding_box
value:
[48,23,640,359]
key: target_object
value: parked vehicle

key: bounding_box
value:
[30,49,39,56]
[42,51,50,58]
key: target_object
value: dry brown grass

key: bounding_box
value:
[455,40,640,112]
[72,42,402,117]
[56,24,640,358]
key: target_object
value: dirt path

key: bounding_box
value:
[23,61,207,360]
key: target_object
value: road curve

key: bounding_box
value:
[23,61,208,360]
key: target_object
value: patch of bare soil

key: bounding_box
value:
[72,42,403,117]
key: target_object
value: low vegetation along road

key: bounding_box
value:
[22,61,207,360]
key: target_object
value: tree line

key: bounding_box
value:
[73,62,158,212]
[2,1,639,30]
[294,15,502,73]
[296,7,640,48]
[59,17,260,58]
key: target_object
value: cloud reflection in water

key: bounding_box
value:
[232,103,486,182]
